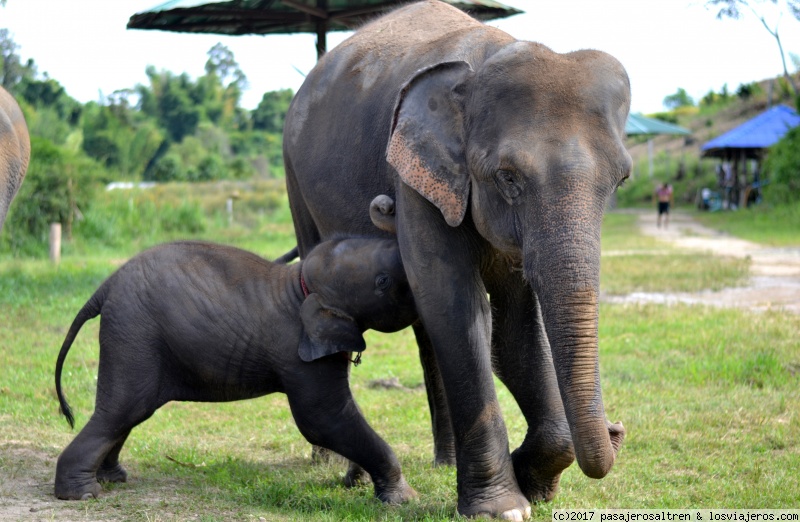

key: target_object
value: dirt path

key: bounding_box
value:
[604,210,800,313]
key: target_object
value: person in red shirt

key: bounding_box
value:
[656,182,673,228]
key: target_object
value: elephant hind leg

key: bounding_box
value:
[96,432,131,484]
[413,323,456,466]
[55,408,154,500]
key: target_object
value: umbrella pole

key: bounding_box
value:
[315,19,327,59]
[315,0,328,60]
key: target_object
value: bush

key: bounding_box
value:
[193,154,225,182]
[763,125,800,204]
[75,187,206,249]
[0,137,105,256]
[148,153,185,182]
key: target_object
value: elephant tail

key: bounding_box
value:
[55,289,104,429]
[274,246,299,264]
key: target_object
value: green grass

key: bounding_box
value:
[1,187,798,520]
[693,203,800,247]
[600,213,751,294]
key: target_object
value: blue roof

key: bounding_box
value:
[701,105,800,156]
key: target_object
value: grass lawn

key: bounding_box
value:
[693,203,800,247]
[1,199,798,520]
[600,213,751,294]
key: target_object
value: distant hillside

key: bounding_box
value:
[625,72,800,178]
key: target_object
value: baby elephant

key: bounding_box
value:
[54,237,418,503]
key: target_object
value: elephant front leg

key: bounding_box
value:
[413,323,456,466]
[396,191,529,519]
[489,277,575,502]
[286,361,417,504]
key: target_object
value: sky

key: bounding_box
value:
[1,0,799,114]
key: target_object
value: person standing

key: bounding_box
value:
[656,182,673,228]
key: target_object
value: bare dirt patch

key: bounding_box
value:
[0,442,213,522]
[605,210,800,313]
[0,442,83,521]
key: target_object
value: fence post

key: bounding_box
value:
[49,223,62,265]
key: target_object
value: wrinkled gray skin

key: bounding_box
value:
[283,1,630,518]
[0,86,30,232]
[54,238,418,504]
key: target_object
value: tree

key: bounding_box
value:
[252,89,294,133]
[203,44,247,130]
[157,74,201,142]
[0,28,35,92]
[706,0,800,107]
[205,43,247,91]
[3,136,104,253]
[663,87,695,109]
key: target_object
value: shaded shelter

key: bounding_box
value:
[127,0,523,60]
[701,104,800,208]
[625,113,691,178]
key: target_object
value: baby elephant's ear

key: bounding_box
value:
[298,294,366,362]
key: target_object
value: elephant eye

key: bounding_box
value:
[493,169,522,200]
[375,273,393,293]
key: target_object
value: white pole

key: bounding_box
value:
[49,223,61,265]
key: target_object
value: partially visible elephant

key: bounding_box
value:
[0,86,30,231]
[283,1,630,518]
[54,238,418,504]
[370,194,397,234]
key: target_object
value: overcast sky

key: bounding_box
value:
[2,0,799,114]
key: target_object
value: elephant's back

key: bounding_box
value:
[284,0,512,240]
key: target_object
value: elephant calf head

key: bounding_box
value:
[0,86,30,232]
[297,235,417,362]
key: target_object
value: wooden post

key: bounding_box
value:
[49,223,61,265]
[226,198,234,226]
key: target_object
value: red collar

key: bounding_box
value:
[300,270,310,298]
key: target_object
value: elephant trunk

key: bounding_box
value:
[524,208,624,479]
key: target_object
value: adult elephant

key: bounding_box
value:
[0,85,30,232]
[283,1,629,518]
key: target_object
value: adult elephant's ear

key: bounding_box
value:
[387,61,474,227]
[298,294,366,362]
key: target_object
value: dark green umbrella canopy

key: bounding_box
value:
[128,0,523,58]
[625,114,690,178]
[625,113,690,136]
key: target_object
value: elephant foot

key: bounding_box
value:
[96,463,127,483]
[433,444,456,467]
[375,475,418,505]
[511,428,575,502]
[55,477,102,501]
[514,467,562,503]
[458,492,531,521]
[343,462,371,488]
